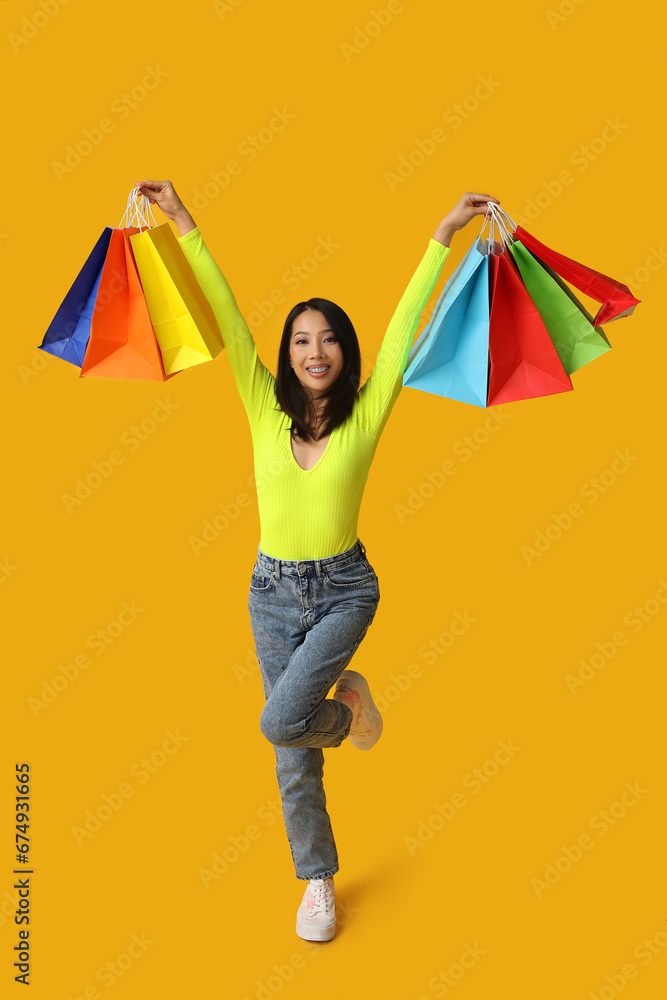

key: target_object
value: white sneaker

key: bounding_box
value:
[295,877,336,941]
[333,669,383,750]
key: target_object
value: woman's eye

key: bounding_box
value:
[294,336,336,345]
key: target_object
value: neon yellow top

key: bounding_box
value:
[178,227,451,559]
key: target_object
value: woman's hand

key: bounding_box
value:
[133,179,196,235]
[434,192,500,246]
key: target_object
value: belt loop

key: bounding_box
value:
[315,558,322,580]
[273,558,281,579]
[359,538,366,557]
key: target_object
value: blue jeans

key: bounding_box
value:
[247,538,380,880]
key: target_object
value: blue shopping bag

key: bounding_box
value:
[38,227,113,366]
[403,238,491,408]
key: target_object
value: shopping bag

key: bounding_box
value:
[129,223,223,375]
[513,225,640,326]
[403,239,491,408]
[534,256,611,346]
[507,240,612,375]
[38,228,113,366]
[79,228,167,380]
[402,201,637,409]
[487,249,573,405]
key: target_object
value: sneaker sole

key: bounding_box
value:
[338,669,383,751]
[295,914,336,941]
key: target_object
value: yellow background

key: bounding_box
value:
[2,0,665,996]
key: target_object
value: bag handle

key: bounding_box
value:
[482,203,516,251]
[486,202,517,244]
[477,204,504,255]
[119,186,159,228]
[478,206,494,240]
[118,186,159,229]
[493,214,513,249]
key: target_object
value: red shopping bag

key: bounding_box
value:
[487,250,573,405]
[513,226,640,327]
[79,228,168,381]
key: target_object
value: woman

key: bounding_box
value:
[136,180,499,941]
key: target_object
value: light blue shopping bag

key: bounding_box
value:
[403,238,491,408]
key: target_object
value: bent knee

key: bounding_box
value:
[259,705,306,746]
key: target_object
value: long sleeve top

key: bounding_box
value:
[178,227,451,559]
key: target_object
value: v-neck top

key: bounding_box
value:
[178,227,451,559]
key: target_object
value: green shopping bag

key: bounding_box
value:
[507,240,612,376]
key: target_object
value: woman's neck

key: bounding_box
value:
[293,397,328,442]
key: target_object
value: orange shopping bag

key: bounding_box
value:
[79,226,168,380]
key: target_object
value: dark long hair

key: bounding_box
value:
[274,298,361,442]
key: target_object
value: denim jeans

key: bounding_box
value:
[247,538,380,881]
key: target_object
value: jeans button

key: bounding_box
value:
[298,563,307,573]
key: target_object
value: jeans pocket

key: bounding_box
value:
[249,563,274,592]
[323,557,377,589]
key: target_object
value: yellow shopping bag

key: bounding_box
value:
[129,223,223,374]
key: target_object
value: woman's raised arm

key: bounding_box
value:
[358,192,500,437]
[134,180,275,425]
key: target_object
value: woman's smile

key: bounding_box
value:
[290,309,344,393]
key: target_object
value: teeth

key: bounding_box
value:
[307,367,329,373]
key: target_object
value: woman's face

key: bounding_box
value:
[289,309,344,397]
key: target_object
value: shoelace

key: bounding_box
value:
[307,879,331,915]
